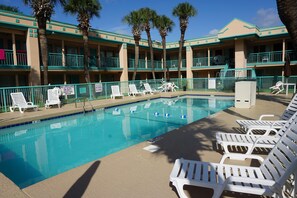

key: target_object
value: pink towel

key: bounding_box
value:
[0,49,5,60]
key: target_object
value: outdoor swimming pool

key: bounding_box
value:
[0,96,233,188]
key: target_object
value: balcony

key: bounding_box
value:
[147,60,163,70]
[128,59,146,70]
[48,53,121,70]
[247,50,297,66]
[98,56,120,70]
[193,56,227,69]
[0,49,29,69]
[166,59,186,70]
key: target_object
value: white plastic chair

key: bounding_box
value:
[143,83,158,94]
[170,111,297,198]
[10,92,38,113]
[236,92,297,134]
[269,81,284,95]
[110,85,124,99]
[45,88,61,108]
[216,111,297,158]
[128,84,142,96]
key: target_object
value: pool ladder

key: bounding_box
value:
[75,97,94,113]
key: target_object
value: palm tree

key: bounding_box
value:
[123,10,143,80]
[276,0,297,49]
[173,2,197,80]
[155,15,174,81]
[139,7,157,80]
[24,0,63,85]
[64,0,102,83]
[0,4,21,13]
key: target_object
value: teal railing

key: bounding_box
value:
[193,57,208,66]
[248,50,297,64]
[166,59,186,68]
[128,59,147,69]
[49,52,63,66]
[99,57,120,68]
[49,54,120,69]
[66,54,83,67]
[0,49,28,66]
[1,75,297,113]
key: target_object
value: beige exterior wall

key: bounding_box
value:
[26,28,41,85]
[235,39,247,77]
[218,19,256,39]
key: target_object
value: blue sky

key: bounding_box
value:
[2,0,283,42]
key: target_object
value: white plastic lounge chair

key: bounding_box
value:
[143,83,158,95]
[45,89,61,108]
[170,112,297,198]
[10,92,38,113]
[158,82,179,92]
[110,85,124,99]
[128,84,142,96]
[236,93,297,134]
[269,81,284,95]
[216,111,297,158]
[130,106,137,113]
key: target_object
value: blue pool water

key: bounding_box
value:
[0,96,233,188]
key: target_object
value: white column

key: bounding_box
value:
[12,33,17,65]
[282,39,286,62]
[97,44,101,67]
[186,46,193,89]
[145,51,147,68]
[62,40,65,66]
[207,48,210,66]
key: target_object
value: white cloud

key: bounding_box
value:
[109,25,130,35]
[209,29,219,35]
[254,8,282,27]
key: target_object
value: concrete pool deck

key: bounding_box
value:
[0,91,292,198]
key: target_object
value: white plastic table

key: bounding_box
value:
[283,83,296,95]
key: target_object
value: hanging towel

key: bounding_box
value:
[0,49,5,60]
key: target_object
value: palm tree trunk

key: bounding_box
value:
[133,40,140,80]
[82,31,90,83]
[146,30,155,80]
[38,28,48,85]
[178,31,185,87]
[277,0,297,49]
[162,36,169,81]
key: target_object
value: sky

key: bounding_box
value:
[1,0,283,42]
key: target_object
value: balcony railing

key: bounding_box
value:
[193,57,208,66]
[48,53,120,69]
[99,57,120,68]
[49,52,63,66]
[166,59,186,68]
[247,51,282,64]
[147,60,163,69]
[193,56,227,67]
[128,59,146,69]
[66,54,84,67]
[247,50,297,64]
[286,50,297,61]
[0,49,28,66]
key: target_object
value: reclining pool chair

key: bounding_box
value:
[45,88,61,108]
[215,110,297,158]
[170,111,297,198]
[10,92,38,113]
[269,81,284,95]
[128,84,142,96]
[236,93,297,134]
[110,85,124,99]
[143,83,159,95]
